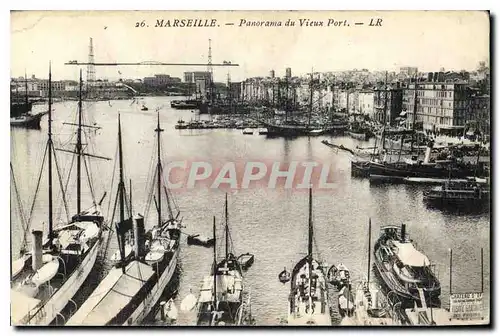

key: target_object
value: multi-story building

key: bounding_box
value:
[356,89,374,117]
[184,71,212,83]
[400,66,419,77]
[471,94,490,135]
[143,74,181,86]
[403,79,472,134]
[373,84,403,125]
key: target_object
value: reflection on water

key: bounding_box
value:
[10,97,490,325]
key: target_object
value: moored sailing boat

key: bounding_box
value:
[67,112,182,326]
[287,188,331,326]
[11,68,106,326]
[196,194,245,326]
[340,218,393,326]
[10,74,46,129]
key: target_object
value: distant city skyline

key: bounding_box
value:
[11,11,489,82]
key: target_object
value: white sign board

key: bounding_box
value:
[449,292,484,320]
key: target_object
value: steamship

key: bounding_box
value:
[373,224,441,307]
[67,112,181,326]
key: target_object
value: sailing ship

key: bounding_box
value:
[373,224,441,307]
[67,111,181,326]
[347,117,373,141]
[11,97,33,118]
[287,188,331,326]
[351,77,486,180]
[261,73,329,137]
[11,68,106,325]
[10,75,46,129]
[340,218,393,326]
[196,195,245,326]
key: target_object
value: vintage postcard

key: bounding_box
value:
[10,10,490,326]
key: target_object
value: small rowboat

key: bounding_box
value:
[187,234,215,248]
[327,263,351,289]
[237,253,255,270]
[278,267,291,283]
[165,298,178,320]
[180,290,197,312]
[32,258,59,286]
[81,223,100,241]
[145,251,165,265]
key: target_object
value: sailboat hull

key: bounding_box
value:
[288,257,332,326]
[14,236,101,325]
[125,247,179,325]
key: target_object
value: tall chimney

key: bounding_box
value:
[134,215,145,258]
[32,230,43,271]
[400,224,406,242]
[433,72,439,82]
[438,72,445,82]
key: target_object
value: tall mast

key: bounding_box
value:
[410,76,418,152]
[367,218,372,284]
[308,188,313,261]
[381,71,388,149]
[208,39,214,107]
[225,193,229,260]
[285,77,289,123]
[308,188,313,302]
[213,216,217,313]
[48,63,54,247]
[118,115,125,226]
[129,179,133,217]
[308,72,313,128]
[24,71,28,110]
[155,110,163,227]
[76,69,83,215]
[331,76,335,125]
[118,114,126,273]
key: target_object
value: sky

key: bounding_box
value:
[10,10,490,82]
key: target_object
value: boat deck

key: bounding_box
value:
[345,285,395,326]
[11,289,41,325]
[199,273,243,303]
[67,261,155,325]
[288,260,331,326]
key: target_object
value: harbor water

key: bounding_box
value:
[10,97,490,325]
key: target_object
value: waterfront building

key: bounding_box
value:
[403,79,472,135]
[374,84,403,125]
[184,71,212,84]
[143,74,182,86]
[356,89,374,117]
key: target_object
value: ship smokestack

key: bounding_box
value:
[159,301,167,321]
[134,214,145,258]
[400,224,406,242]
[31,230,43,271]
[424,141,434,164]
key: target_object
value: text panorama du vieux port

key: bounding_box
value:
[153,19,350,28]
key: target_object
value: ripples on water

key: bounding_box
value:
[10,97,490,325]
